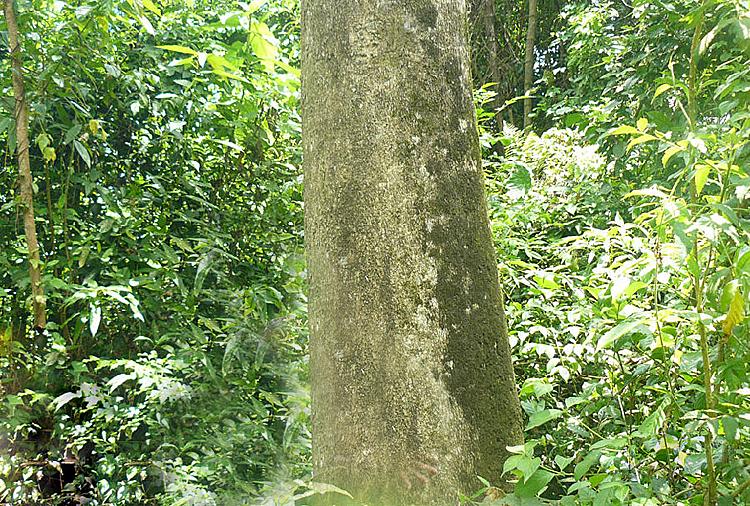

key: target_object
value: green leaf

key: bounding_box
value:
[574,450,601,480]
[565,396,586,408]
[526,409,563,430]
[64,124,82,145]
[503,454,524,474]
[73,140,91,167]
[0,117,11,135]
[596,318,646,351]
[5,395,23,408]
[662,144,687,167]
[590,437,628,450]
[504,454,541,482]
[722,416,739,441]
[636,118,648,131]
[722,280,741,311]
[194,255,211,294]
[520,378,554,398]
[737,246,750,276]
[507,164,532,195]
[515,469,554,498]
[1,326,11,350]
[214,139,244,151]
[554,455,574,470]
[694,163,711,195]
[75,5,93,18]
[207,54,239,71]
[623,281,648,298]
[506,441,536,456]
[636,398,669,437]
[518,457,541,482]
[36,132,51,151]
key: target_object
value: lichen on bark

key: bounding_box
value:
[302,1,523,504]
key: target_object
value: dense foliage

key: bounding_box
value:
[1,0,748,504]
[488,0,750,502]
[1,1,308,504]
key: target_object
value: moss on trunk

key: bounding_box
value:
[302,1,523,504]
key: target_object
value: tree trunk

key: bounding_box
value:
[523,0,537,129]
[482,0,504,131]
[301,1,523,504]
[4,0,46,329]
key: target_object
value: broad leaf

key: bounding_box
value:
[52,392,81,411]
[596,318,646,351]
[526,409,563,430]
[694,163,711,194]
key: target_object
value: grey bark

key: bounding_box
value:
[4,0,46,329]
[302,1,523,504]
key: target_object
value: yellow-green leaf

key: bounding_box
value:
[274,59,300,77]
[43,147,56,163]
[637,118,648,131]
[607,125,640,136]
[157,45,198,55]
[694,164,711,195]
[246,0,267,13]
[212,69,251,84]
[250,20,278,72]
[141,0,161,16]
[723,289,745,337]
[627,134,657,150]
[36,132,51,151]
[206,54,239,71]
[0,326,11,357]
[167,56,195,67]
[654,83,672,99]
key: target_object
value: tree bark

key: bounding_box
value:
[302,1,523,504]
[4,0,46,329]
[481,0,504,131]
[523,0,537,128]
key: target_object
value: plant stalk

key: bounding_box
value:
[4,0,47,329]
